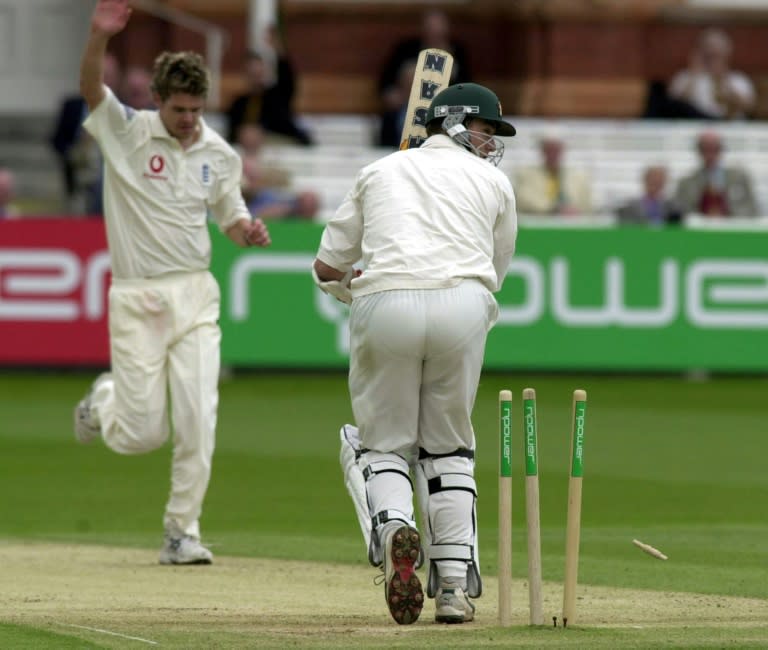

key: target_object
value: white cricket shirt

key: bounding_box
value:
[317,134,518,297]
[84,87,250,279]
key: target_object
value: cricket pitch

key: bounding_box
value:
[2,541,766,648]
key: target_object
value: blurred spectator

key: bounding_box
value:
[0,168,20,219]
[49,52,122,214]
[675,130,757,218]
[226,28,313,146]
[645,28,755,120]
[120,66,155,109]
[514,133,593,216]
[379,9,471,114]
[236,124,319,221]
[616,165,682,226]
[377,59,417,148]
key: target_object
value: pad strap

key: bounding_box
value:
[418,447,475,461]
[427,473,477,496]
[368,509,416,567]
[363,460,413,487]
[426,542,483,598]
[428,543,473,562]
[371,509,415,530]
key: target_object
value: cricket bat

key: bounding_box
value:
[399,48,454,150]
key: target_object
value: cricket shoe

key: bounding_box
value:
[434,578,475,624]
[159,532,213,565]
[73,372,110,444]
[383,524,423,624]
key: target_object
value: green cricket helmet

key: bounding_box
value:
[426,82,517,137]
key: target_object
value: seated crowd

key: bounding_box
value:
[510,127,761,224]
[1,21,764,226]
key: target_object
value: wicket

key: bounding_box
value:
[497,387,587,628]
[562,389,587,628]
[497,389,513,627]
[522,388,544,626]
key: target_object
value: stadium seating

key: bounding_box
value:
[3,110,767,222]
[276,115,768,222]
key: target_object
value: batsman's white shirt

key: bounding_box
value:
[317,134,518,455]
[84,86,249,280]
[317,134,516,296]
[83,87,248,537]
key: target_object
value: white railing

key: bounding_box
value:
[130,0,227,109]
[686,0,768,8]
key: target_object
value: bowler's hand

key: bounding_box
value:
[92,0,132,37]
[245,218,271,247]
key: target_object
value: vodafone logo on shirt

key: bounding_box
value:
[144,154,168,180]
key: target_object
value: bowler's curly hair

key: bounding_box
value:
[150,51,209,101]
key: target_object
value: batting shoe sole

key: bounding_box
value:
[384,525,423,625]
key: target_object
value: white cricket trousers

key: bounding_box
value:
[92,270,221,538]
[348,280,498,456]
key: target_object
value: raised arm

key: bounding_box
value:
[80,0,132,111]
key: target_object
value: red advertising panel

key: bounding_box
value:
[0,219,110,365]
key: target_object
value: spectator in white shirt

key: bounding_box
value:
[668,28,755,119]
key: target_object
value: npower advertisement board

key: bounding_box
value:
[1,219,767,371]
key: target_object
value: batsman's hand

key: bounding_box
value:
[311,263,358,305]
[91,0,132,37]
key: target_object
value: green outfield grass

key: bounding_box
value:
[1,370,766,647]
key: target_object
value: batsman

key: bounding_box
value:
[313,81,518,625]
